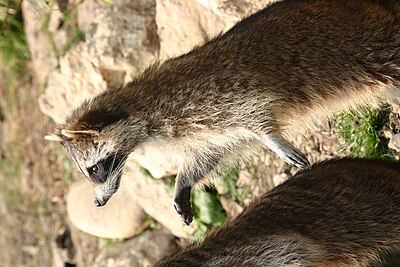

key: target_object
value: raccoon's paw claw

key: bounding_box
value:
[263,133,310,169]
[174,200,194,225]
[282,147,310,169]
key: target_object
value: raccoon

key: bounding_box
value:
[155,158,400,267]
[46,0,400,224]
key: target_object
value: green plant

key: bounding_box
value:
[335,107,394,159]
[0,0,30,80]
[40,1,85,56]
[213,167,238,199]
[165,177,228,243]
[191,188,226,243]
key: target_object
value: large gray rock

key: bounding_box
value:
[67,178,146,239]
[93,231,179,267]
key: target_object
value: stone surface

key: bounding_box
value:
[84,0,159,87]
[39,43,107,123]
[51,227,75,267]
[47,4,68,53]
[22,0,58,85]
[77,0,97,35]
[67,177,146,239]
[39,0,159,123]
[131,145,177,179]
[93,231,179,267]
[389,133,400,152]
[123,158,195,238]
[70,224,101,267]
[156,0,273,60]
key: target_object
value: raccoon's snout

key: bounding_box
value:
[93,175,122,207]
[94,197,108,207]
[94,188,116,207]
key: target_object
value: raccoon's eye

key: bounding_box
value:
[87,163,107,183]
[91,164,100,175]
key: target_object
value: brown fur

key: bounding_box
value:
[155,158,400,267]
[47,0,400,224]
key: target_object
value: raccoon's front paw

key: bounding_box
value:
[174,187,194,225]
[174,201,194,226]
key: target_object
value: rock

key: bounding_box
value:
[70,224,101,267]
[156,0,229,60]
[156,0,273,60]
[93,230,179,267]
[123,158,195,238]
[47,4,68,53]
[39,43,107,123]
[389,133,400,152]
[22,0,58,85]
[77,0,97,35]
[220,196,243,219]
[83,0,159,87]
[67,177,146,239]
[39,0,159,123]
[383,127,394,139]
[272,173,288,187]
[131,146,177,179]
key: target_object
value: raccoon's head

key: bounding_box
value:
[46,127,130,206]
[46,103,147,207]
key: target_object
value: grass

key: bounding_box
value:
[0,151,23,210]
[335,107,395,159]
[0,0,28,213]
[0,0,30,83]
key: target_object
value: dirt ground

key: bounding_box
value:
[0,70,73,266]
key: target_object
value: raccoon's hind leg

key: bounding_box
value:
[174,150,223,225]
[262,132,310,169]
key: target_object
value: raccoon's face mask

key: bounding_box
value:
[45,129,128,207]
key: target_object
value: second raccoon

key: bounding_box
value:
[155,158,400,267]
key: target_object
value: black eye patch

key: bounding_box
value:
[87,154,125,183]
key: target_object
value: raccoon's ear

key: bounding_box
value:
[44,133,63,142]
[60,129,99,140]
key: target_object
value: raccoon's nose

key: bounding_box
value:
[94,198,106,207]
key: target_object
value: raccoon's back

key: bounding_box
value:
[81,0,400,137]
[155,159,400,267]
[147,0,400,130]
